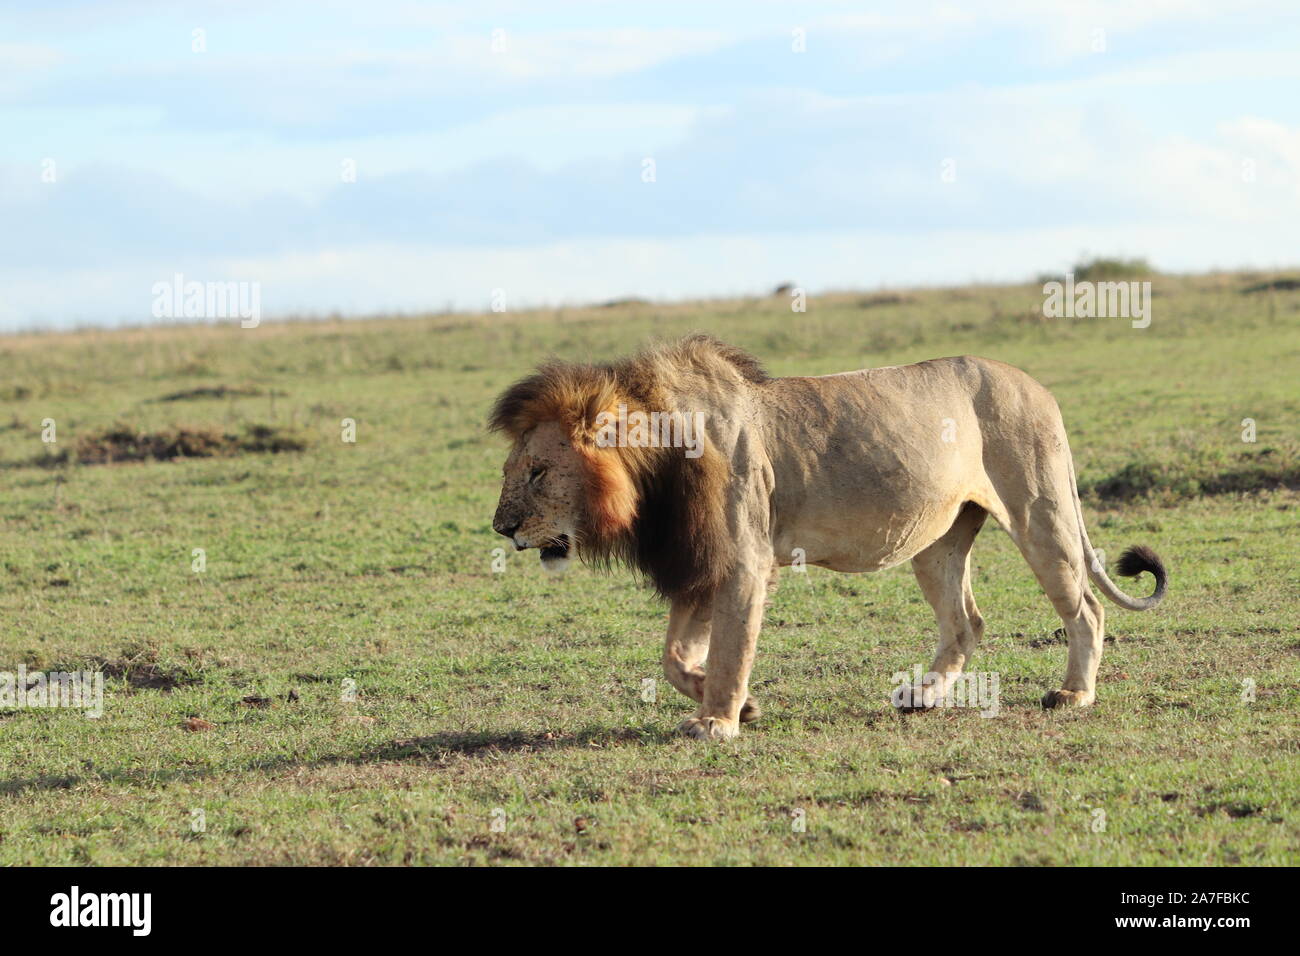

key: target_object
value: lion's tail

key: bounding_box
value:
[1067,456,1169,612]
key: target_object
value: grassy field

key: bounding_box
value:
[1,271,1297,866]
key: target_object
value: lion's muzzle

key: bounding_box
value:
[493,518,525,552]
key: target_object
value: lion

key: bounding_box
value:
[489,335,1168,740]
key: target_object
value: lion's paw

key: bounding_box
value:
[891,682,942,712]
[1041,688,1096,709]
[678,716,740,741]
[739,697,762,723]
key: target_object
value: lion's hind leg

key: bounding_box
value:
[1008,503,1106,708]
[899,502,987,711]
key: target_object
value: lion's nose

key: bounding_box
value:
[494,518,521,540]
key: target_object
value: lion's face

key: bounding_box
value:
[492,421,585,571]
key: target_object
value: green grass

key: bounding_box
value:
[1,271,1298,865]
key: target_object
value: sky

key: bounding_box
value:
[2,0,1299,329]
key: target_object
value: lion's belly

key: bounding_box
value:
[772,494,967,572]
[760,367,994,571]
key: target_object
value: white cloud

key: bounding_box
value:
[460,28,731,78]
[302,27,732,81]
[0,43,65,97]
[1219,116,1300,200]
[0,42,63,70]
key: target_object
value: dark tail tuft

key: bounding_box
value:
[1115,545,1168,603]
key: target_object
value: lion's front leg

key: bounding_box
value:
[662,598,710,704]
[663,597,762,725]
[678,562,769,741]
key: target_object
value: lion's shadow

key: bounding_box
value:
[0,725,678,797]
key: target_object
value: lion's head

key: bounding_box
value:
[488,335,766,603]
[489,362,644,574]
[490,420,597,572]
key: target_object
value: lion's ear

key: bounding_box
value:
[581,392,606,433]
[573,389,620,447]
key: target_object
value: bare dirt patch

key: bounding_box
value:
[41,423,309,465]
[148,385,283,402]
[88,655,202,692]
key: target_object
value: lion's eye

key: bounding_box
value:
[528,466,546,485]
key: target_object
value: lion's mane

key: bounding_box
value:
[488,334,767,605]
